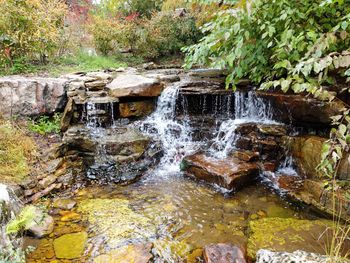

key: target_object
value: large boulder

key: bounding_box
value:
[255,91,346,126]
[0,76,67,118]
[181,153,259,190]
[27,207,54,238]
[283,135,327,178]
[107,74,164,98]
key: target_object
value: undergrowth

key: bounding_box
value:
[0,121,36,184]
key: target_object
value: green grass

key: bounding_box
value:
[0,52,138,77]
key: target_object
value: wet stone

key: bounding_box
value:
[93,243,153,263]
[203,243,246,263]
[181,153,259,191]
[52,198,76,210]
[53,231,88,259]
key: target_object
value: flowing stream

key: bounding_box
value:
[25,84,322,262]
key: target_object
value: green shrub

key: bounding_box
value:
[6,206,36,235]
[136,12,202,59]
[90,12,201,59]
[0,0,68,69]
[28,113,61,135]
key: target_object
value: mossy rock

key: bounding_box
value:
[153,239,193,261]
[78,198,156,247]
[53,231,88,259]
[247,218,333,260]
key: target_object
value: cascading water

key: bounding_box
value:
[141,83,199,173]
[209,91,279,158]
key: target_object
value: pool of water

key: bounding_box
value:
[25,169,321,262]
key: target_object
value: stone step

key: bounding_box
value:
[181,153,259,191]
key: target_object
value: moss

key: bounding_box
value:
[0,121,36,183]
[153,239,193,261]
[78,198,156,246]
[53,232,88,259]
[247,218,333,260]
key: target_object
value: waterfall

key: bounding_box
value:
[209,91,278,158]
[141,84,199,173]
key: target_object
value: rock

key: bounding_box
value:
[27,208,54,238]
[338,153,350,180]
[104,128,150,157]
[0,76,67,117]
[186,248,204,263]
[107,74,164,98]
[283,136,326,178]
[181,154,259,190]
[203,244,246,263]
[256,249,331,263]
[38,174,57,189]
[189,69,227,78]
[93,243,153,263]
[85,80,109,90]
[286,179,350,221]
[257,124,287,136]
[277,175,303,191]
[53,231,88,259]
[247,218,334,261]
[78,199,156,247]
[60,211,81,222]
[119,100,155,118]
[52,199,76,210]
[255,91,346,125]
[232,150,260,162]
[86,72,112,80]
[61,98,75,132]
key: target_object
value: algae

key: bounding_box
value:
[53,231,88,259]
[78,198,156,246]
[247,218,333,260]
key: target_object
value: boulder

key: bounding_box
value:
[283,135,327,178]
[0,76,67,118]
[203,244,246,263]
[255,91,346,125]
[256,249,331,263]
[53,231,88,259]
[107,74,164,98]
[119,100,155,118]
[181,154,259,190]
[247,218,334,260]
[27,207,54,238]
[285,179,350,221]
[93,243,153,263]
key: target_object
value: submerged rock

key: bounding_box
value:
[181,154,259,191]
[78,198,156,247]
[53,231,88,259]
[52,198,77,210]
[93,243,153,263]
[256,249,332,263]
[247,218,334,261]
[203,243,246,263]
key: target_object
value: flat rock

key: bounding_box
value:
[53,231,88,259]
[203,243,246,263]
[181,154,259,190]
[93,243,153,263]
[52,198,77,210]
[107,74,164,98]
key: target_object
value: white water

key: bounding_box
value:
[141,84,200,173]
[0,184,9,203]
[209,91,279,158]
